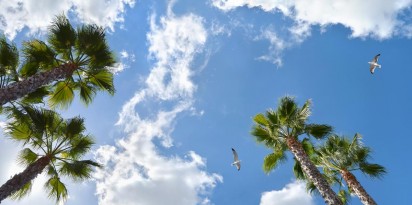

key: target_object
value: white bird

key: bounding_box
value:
[368,54,381,74]
[231,148,241,171]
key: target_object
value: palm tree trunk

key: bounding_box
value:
[286,137,342,205]
[0,63,77,106]
[0,156,51,203]
[341,170,377,205]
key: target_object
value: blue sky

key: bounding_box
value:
[0,0,411,204]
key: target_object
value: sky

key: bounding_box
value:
[0,0,411,204]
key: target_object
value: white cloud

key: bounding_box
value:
[255,28,287,66]
[71,0,135,31]
[94,2,221,205]
[145,11,206,101]
[108,50,136,74]
[260,181,315,205]
[0,0,135,39]
[211,0,412,39]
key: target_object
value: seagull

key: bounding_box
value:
[368,54,381,74]
[231,148,241,171]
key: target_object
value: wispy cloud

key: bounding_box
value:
[254,28,287,66]
[94,2,221,205]
[260,181,315,205]
[211,0,412,39]
[0,0,135,39]
[108,50,136,74]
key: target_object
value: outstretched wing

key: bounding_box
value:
[373,54,380,62]
[236,162,241,171]
[232,148,239,161]
[370,64,376,74]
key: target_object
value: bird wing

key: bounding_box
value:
[370,64,375,74]
[373,54,380,62]
[236,163,241,171]
[232,148,239,161]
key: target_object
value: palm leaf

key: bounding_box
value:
[293,160,305,180]
[59,160,101,181]
[44,176,68,202]
[86,68,114,94]
[298,99,312,121]
[48,15,76,61]
[67,135,94,159]
[22,40,57,71]
[337,189,351,205]
[63,117,85,139]
[19,61,40,77]
[0,36,19,82]
[254,113,269,126]
[21,87,50,104]
[263,149,287,174]
[359,163,386,179]
[75,25,107,57]
[78,82,97,105]
[17,148,39,166]
[305,124,333,139]
[7,122,32,142]
[48,80,75,109]
[9,181,32,200]
[277,96,298,125]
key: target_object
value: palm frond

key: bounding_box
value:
[306,180,319,195]
[63,117,86,139]
[298,99,312,121]
[9,181,32,200]
[359,163,387,179]
[337,189,351,205]
[87,68,115,93]
[48,14,76,61]
[44,176,68,202]
[305,124,333,139]
[78,81,97,105]
[293,160,305,180]
[22,40,57,71]
[75,24,115,69]
[75,25,106,56]
[254,113,269,126]
[263,148,287,174]
[277,96,298,125]
[7,121,32,143]
[265,110,280,126]
[251,125,272,143]
[17,148,39,166]
[21,87,50,104]
[59,160,101,181]
[48,80,75,109]
[66,135,95,159]
[0,36,19,82]
[301,138,315,157]
[19,61,40,77]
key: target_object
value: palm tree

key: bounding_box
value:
[0,15,115,108]
[0,36,19,89]
[291,140,351,204]
[314,133,386,205]
[0,106,101,203]
[251,96,342,205]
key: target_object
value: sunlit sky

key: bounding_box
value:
[1,0,411,204]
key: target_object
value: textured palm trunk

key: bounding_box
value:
[0,156,50,203]
[286,137,342,205]
[341,170,377,205]
[0,63,77,106]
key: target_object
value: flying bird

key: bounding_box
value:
[368,54,381,74]
[231,148,241,171]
